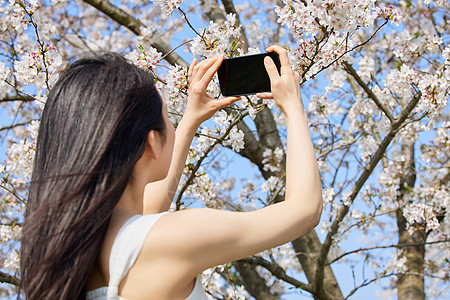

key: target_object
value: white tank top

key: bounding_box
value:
[86,213,208,300]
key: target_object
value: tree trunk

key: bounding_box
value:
[234,261,279,300]
[396,214,426,300]
[291,230,345,300]
[396,140,425,300]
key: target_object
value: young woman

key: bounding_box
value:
[20,45,322,299]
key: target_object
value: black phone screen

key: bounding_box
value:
[217,52,281,97]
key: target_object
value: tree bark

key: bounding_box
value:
[234,261,279,300]
[291,230,345,300]
[396,141,426,300]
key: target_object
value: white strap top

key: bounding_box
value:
[86,213,208,300]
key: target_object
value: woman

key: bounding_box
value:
[20,45,322,299]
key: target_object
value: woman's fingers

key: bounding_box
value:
[256,92,273,99]
[189,55,221,91]
[266,45,292,75]
[188,58,197,84]
[263,56,281,84]
[197,54,223,89]
[215,96,241,109]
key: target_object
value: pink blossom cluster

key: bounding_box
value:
[126,45,162,71]
[14,45,62,90]
[262,146,284,173]
[152,0,184,16]
[403,203,441,235]
[190,14,241,58]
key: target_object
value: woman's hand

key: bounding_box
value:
[183,54,240,127]
[256,45,303,114]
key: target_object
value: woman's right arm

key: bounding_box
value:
[259,45,323,219]
[143,46,323,276]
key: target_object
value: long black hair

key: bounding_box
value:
[20,53,166,299]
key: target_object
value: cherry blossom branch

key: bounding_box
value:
[320,19,389,72]
[0,271,20,286]
[220,0,249,51]
[238,256,312,293]
[298,19,390,84]
[0,184,27,204]
[328,239,450,265]
[300,31,332,80]
[16,2,51,91]
[81,0,188,67]
[342,61,395,122]
[175,111,249,209]
[314,91,422,296]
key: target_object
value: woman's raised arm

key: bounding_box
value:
[141,46,323,277]
[143,55,240,214]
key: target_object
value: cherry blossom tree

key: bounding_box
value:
[0,0,448,299]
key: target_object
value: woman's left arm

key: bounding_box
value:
[143,55,240,213]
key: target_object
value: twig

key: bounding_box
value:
[178,8,208,47]
[328,239,450,265]
[0,120,36,132]
[345,272,396,299]
[161,39,194,61]
[343,61,395,122]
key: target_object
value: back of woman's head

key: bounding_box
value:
[20,53,165,299]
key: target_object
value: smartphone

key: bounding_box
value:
[217,52,281,97]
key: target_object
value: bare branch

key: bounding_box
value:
[0,120,36,132]
[328,239,450,265]
[343,61,395,122]
[0,271,20,286]
[239,256,313,293]
[345,272,397,299]
[314,91,422,296]
[0,95,35,103]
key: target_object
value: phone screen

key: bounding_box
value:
[217,52,281,97]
